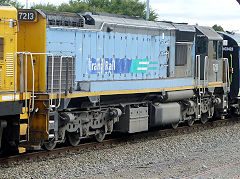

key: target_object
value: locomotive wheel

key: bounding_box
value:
[67,132,80,146]
[187,119,195,126]
[43,139,56,151]
[201,113,209,124]
[171,122,178,129]
[95,129,106,142]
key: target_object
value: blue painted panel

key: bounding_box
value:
[114,33,126,80]
[125,34,134,80]
[89,32,97,81]
[82,32,91,81]
[136,35,145,80]
[154,36,161,78]
[149,35,158,79]
[46,28,75,56]
[95,32,104,81]
[169,35,176,77]
[159,31,168,78]
[47,28,178,86]
[80,78,194,92]
[75,31,83,81]
[104,33,114,80]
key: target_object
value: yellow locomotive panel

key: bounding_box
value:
[0,6,17,91]
[17,9,47,93]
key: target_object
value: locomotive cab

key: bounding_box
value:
[0,5,31,154]
[218,31,240,115]
[195,26,224,83]
[218,31,240,102]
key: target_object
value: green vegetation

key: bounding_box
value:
[212,24,224,32]
[31,0,158,21]
[0,0,23,8]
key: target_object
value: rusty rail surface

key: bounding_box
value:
[0,117,239,166]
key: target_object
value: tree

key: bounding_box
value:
[31,0,158,21]
[31,3,57,11]
[0,0,23,8]
[212,24,224,32]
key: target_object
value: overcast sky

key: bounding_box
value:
[19,0,240,31]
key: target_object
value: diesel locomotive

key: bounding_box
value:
[0,4,237,153]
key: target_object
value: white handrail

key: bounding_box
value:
[203,56,208,94]
[195,55,201,87]
[27,53,55,109]
[223,58,230,92]
[28,52,35,112]
[56,56,74,109]
[14,52,32,114]
[14,52,55,112]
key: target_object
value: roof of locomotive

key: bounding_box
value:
[37,10,201,34]
[172,23,195,32]
[81,12,177,31]
[38,9,85,28]
[219,31,240,45]
[196,25,223,41]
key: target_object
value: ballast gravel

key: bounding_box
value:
[1,121,240,178]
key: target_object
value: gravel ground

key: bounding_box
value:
[1,122,240,178]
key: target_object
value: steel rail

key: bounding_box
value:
[0,117,239,166]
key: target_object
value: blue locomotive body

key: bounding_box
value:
[0,7,234,153]
[44,12,196,92]
[13,10,229,150]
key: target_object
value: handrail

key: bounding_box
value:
[14,52,32,114]
[27,53,55,110]
[195,55,201,88]
[28,52,35,112]
[14,52,55,112]
[25,54,27,114]
[195,55,202,119]
[203,56,208,94]
[223,58,230,92]
[56,56,74,109]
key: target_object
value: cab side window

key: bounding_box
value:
[213,41,217,59]
[218,41,223,59]
[196,39,207,54]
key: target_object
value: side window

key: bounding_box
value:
[175,43,188,66]
[213,41,217,59]
[218,41,223,59]
[0,38,3,60]
[196,39,207,54]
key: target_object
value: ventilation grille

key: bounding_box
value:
[43,10,85,28]
[6,53,14,77]
[47,56,75,91]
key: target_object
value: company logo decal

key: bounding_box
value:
[88,58,158,74]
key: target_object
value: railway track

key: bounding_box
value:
[0,117,239,167]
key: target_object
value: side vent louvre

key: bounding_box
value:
[6,53,14,77]
[47,56,75,91]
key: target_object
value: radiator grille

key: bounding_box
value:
[6,53,14,77]
[47,56,75,91]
